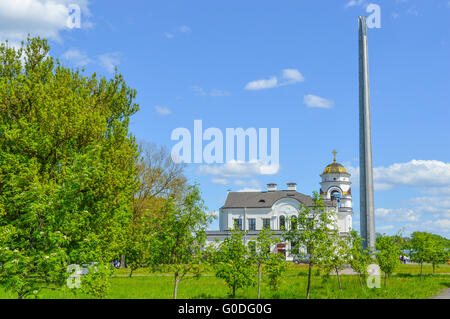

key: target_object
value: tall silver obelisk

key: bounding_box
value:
[358,16,375,251]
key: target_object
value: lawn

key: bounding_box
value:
[0,264,448,299]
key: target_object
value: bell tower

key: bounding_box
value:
[320,150,353,233]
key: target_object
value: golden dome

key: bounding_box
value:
[322,150,347,174]
[322,162,348,174]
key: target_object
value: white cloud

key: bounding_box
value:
[375,208,420,222]
[244,69,305,90]
[191,86,230,97]
[244,76,278,90]
[198,160,279,178]
[303,94,334,109]
[209,88,231,97]
[407,8,419,16]
[344,0,366,8]
[164,25,192,39]
[402,219,450,237]
[61,49,91,66]
[62,49,129,72]
[211,177,262,188]
[237,188,261,192]
[281,68,305,84]
[377,225,395,231]
[212,178,228,185]
[421,219,450,233]
[98,52,122,73]
[375,160,450,189]
[349,160,450,190]
[179,25,191,33]
[409,196,450,219]
[191,86,207,96]
[234,179,261,188]
[154,105,171,115]
[419,186,450,196]
[0,0,91,42]
[392,12,400,19]
[350,159,450,236]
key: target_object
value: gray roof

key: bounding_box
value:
[221,190,335,209]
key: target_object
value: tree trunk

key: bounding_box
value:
[432,264,435,276]
[129,269,134,278]
[306,262,312,299]
[257,262,262,299]
[120,254,126,268]
[384,273,387,288]
[358,274,363,288]
[335,266,342,290]
[173,272,180,299]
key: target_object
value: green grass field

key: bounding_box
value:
[1,264,449,299]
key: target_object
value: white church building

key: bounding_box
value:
[205,153,353,261]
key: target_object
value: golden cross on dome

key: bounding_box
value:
[332,150,338,163]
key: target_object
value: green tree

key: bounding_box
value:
[282,191,336,299]
[79,262,113,299]
[376,235,401,288]
[254,227,276,299]
[408,232,432,279]
[427,234,450,275]
[409,232,450,277]
[264,252,287,293]
[0,37,139,298]
[149,185,213,299]
[124,142,186,275]
[348,230,372,288]
[213,228,255,298]
[320,229,351,291]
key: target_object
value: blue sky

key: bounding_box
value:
[1,0,449,237]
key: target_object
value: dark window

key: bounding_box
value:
[279,216,286,230]
[234,218,242,230]
[263,218,271,229]
[248,218,256,231]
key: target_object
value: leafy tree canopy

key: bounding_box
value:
[0,37,139,298]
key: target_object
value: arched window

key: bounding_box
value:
[290,216,298,230]
[279,216,286,230]
[331,190,341,208]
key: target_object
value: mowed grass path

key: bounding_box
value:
[1,264,449,299]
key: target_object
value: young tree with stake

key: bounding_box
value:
[320,229,351,291]
[149,185,213,299]
[282,191,336,299]
[376,235,401,288]
[254,227,276,298]
[348,230,372,288]
[213,228,255,298]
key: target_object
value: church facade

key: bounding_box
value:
[205,154,353,261]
